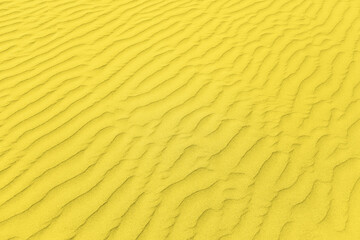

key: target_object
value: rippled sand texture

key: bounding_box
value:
[1,0,360,239]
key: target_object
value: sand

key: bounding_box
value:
[0,0,360,239]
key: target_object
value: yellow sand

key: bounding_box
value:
[0,0,360,239]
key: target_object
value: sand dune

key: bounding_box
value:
[0,0,360,239]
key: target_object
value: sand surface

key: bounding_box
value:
[0,0,360,239]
